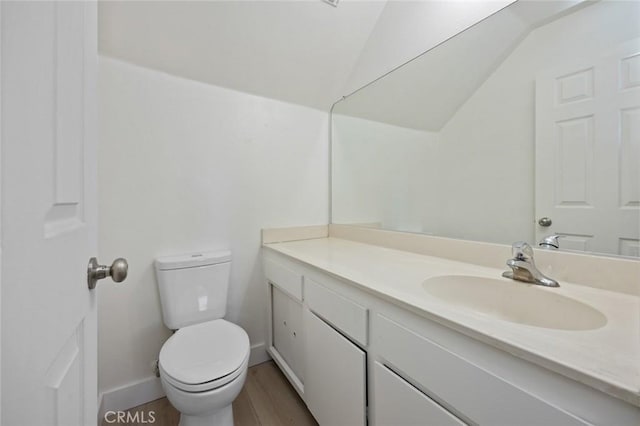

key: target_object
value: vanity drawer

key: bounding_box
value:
[264,259,303,302]
[374,314,588,426]
[305,277,368,346]
[373,362,465,426]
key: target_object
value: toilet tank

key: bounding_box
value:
[155,250,232,330]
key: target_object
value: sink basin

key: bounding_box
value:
[422,275,607,330]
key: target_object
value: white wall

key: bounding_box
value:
[98,57,328,396]
[332,114,438,233]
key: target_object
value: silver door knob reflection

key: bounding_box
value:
[538,217,552,227]
[87,257,128,289]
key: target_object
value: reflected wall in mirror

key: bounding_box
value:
[332,0,640,258]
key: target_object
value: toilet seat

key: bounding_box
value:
[160,357,248,393]
[159,319,250,393]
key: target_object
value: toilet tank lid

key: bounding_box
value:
[155,250,232,270]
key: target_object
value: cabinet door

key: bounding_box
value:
[373,362,465,426]
[305,309,366,426]
[272,285,304,382]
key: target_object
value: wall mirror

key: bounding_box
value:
[331,0,640,258]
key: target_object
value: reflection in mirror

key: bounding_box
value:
[332,0,640,258]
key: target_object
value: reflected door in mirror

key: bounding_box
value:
[535,38,640,257]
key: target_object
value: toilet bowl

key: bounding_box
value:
[159,320,249,426]
[155,251,249,426]
[161,365,247,426]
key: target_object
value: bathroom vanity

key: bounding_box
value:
[263,2,640,424]
[262,232,640,426]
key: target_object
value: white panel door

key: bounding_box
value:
[535,38,640,256]
[1,2,99,425]
[304,308,366,426]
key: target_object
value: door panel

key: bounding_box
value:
[1,2,98,425]
[535,38,640,257]
[304,308,366,426]
[272,285,304,382]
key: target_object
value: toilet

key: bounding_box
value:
[155,251,250,426]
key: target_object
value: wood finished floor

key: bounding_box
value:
[103,361,317,426]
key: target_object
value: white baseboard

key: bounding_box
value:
[98,376,165,424]
[249,342,271,366]
[97,343,271,423]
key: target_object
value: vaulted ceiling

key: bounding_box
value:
[98,0,386,110]
[98,0,510,111]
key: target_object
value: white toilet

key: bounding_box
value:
[155,251,250,426]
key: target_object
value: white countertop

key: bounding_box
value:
[264,237,640,406]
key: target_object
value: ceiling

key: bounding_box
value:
[98,0,387,111]
[98,0,514,112]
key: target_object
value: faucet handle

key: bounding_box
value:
[512,241,533,261]
[539,234,562,249]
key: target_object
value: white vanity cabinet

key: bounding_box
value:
[271,287,304,383]
[372,362,465,426]
[264,258,305,394]
[263,249,640,426]
[374,313,588,426]
[303,276,369,425]
[304,308,367,426]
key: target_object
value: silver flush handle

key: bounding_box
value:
[87,257,128,289]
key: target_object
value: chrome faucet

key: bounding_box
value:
[502,241,559,287]
[539,234,562,250]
